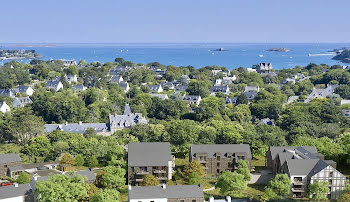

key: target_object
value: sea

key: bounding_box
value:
[1,43,350,70]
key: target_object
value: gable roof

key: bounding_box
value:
[129,185,203,199]
[190,144,252,159]
[44,123,108,134]
[286,159,328,177]
[210,85,229,92]
[268,146,318,161]
[128,142,172,166]
[0,183,32,200]
[46,80,62,87]
[0,153,21,164]
[183,95,201,101]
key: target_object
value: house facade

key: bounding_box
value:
[266,146,346,200]
[0,102,10,113]
[182,95,201,106]
[12,86,34,96]
[0,153,22,177]
[12,97,33,107]
[128,184,204,202]
[189,144,252,174]
[128,142,175,185]
[46,81,63,91]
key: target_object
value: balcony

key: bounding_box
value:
[135,171,149,175]
[293,181,304,185]
[153,169,167,174]
[292,188,305,192]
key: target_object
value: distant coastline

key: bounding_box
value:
[9,44,58,48]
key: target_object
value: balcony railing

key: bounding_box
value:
[135,171,149,175]
[293,181,304,185]
[292,188,305,192]
[153,169,167,174]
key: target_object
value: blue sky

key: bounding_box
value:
[1,0,349,43]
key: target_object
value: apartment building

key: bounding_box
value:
[266,146,346,200]
[189,144,252,174]
[128,142,175,185]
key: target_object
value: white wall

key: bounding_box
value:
[130,198,167,202]
[168,161,172,180]
[0,196,24,202]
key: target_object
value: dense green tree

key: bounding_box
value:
[167,120,200,147]
[75,154,85,166]
[35,174,89,202]
[101,166,126,190]
[188,172,201,185]
[309,181,329,200]
[186,80,211,97]
[23,136,52,163]
[195,97,225,121]
[235,160,251,181]
[60,153,75,165]
[16,172,32,184]
[91,189,119,202]
[236,93,249,105]
[140,174,159,186]
[267,174,291,197]
[184,161,205,178]
[335,84,350,99]
[87,156,99,167]
[217,171,247,194]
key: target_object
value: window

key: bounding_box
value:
[217,162,220,167]
[180,200,184,202]
[192,200,196,202]
[151,201,155,202]
[4,165,7,168]
[217,156,220,161]
[329,172,333,177]
[329,179,332,185]
[217,169,220,173]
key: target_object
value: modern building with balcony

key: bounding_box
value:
[128,142,175,185]
[266,146,346,200]
[189,144,252,175]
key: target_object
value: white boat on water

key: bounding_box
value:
[259,54,264,58]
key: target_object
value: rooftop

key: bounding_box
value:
[191,144,252,159]
[128,142,172,166]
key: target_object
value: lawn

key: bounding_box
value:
[204,184,265,200]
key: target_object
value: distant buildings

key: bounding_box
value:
[182,95,201,106]
[0,102,10,113]
[72,85,87,93]
[266,146,346,200]
[225,97,237,105]
[209,85,230,96]
[148,84,163,93]
[12,97,33,107]
[189,144,252,174]
[0,153,22,177]
[127,142,175,185]
[304,84,338,103]
[45,104,148,135]
[12,86,34,96]
[64,74,78,83]
[128,184,204,202]
[0,89,15,98]
[256,63,272,72]
[60,59,77,67]
[46,80,63,91]
[150,93,169,100]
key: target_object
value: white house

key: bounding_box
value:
[64,75,78,83]
[0,102,10,113]
[46,81,63,91]
[12,86,34,96]
[150,93,169,100]
[148,84,163,93]
[12,97,33,107]
[183,95,201,106]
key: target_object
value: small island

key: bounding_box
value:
[332,49,350,63]
[266,48,290,52]
[0,49,42,60]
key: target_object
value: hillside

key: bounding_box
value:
[333,49,350,63]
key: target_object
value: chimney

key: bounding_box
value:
[161,184,166,189]
[33,175,38,181]
[226,196,231,202]
[79,121,82,125]
[209,197,214,202]
[128,185,132,190]
[65,121,68,126]
[13,183,18,187]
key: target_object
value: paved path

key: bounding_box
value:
[203,186,215,191]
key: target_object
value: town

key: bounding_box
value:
[0,58,350,202]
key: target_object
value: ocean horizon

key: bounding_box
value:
[1,43,350,69]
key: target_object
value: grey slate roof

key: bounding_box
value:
[65,170,96,182]
[46,80,61,87]
[150,93,168,100]
[12,96,33,107]
[8,165,25,172]
[183,95,200,102]
[128,142,172,166]
[44,123,108,133]
[244,91,258,100]
[175,85,188,91]
[0,183,32,200]
[225,97,237,105]
[269,146,318,161]
[0,153,21,164]
[148,84,162,91]
[285,159,328,177]
[0,89,14,97]
[191,144,252,159]
[129,185,203,199]
[210,85,229,93]
[12,86,31,94]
